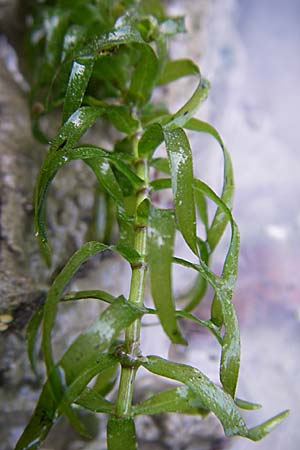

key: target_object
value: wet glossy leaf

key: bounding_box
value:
[35,146,142,263]
[158,59,199,85]
[107,416,137,450]
[49,106,103,153]
[142,356,248,437]
[193,179,240,397]
[163,77,210,130]
[164,128,198,255]
[148,206,186,344]
[62,57,95,122]
[132,386,208,415]
[185,118,234,251]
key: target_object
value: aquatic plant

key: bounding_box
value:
[15,1,288,448]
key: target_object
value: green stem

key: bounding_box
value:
[115,142,149,417]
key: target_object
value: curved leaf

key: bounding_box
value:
[138,123,164,158]
[148,206,186,344]
[142,356,248,437]
[247,410,290,441]
[185,118,234,251]
[26,307,44,380]
[35,146,142,263]
[75,387,114,413]
[164,127,198,255]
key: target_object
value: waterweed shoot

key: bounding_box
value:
[16,1,289,449]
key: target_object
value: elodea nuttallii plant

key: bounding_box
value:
[15,1,289,449]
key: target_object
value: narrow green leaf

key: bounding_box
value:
[15,354,117,450]
[128,44,159,105]
[42,241,109,375]
[148,206,186,344]
[35,145,142,263]
[163,78,210,130]
[157,59,199,85]
[92,364,118,397]
[176,310,222,345]
[85,159,124,207]
[185,118,234,251]
[142,356,248,437]
[26,306,44,379]
[193,179,240,397]
[76,25,143,60]
[164,128,198,255]
[235,398,262,411]
[75,387,114,413]
[62,57,95,122]
[247,410,290,441]
[39,8,69,85]
[132,386,208,415]
[107,416,137,450]
[150,177,171,192]
[138,123,164,157]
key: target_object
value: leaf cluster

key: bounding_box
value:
[16,1,288,449]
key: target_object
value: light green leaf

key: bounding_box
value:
[235,398,262,411]
[247,410,290,441]
[164,127,198,255]
[148,206,186,344]
[157,59,199,85]
[132,386,208,415]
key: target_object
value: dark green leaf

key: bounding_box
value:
[107,416,137,450]
[148,206,186,344]
[157,59,199,85]
[26,306,44,379]
[142,356,248,437]
[132,386,208,415]
[128,44,159,105]
[150,177,171,192]
[106,106,139,134]
[164,128,198,255]
[62,57,95,122]
[138,123,164,157]
[49,106,103,153]
[75,387,114,413]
